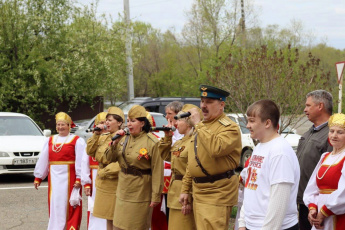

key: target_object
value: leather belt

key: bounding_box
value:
[174,174,184,180]
[193,170,235,183]
[121,167,151,177]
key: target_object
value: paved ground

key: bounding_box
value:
[0,173,88,230]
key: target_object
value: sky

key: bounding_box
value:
[83,0,345,50]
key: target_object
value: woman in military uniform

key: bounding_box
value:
[107,105,171,230]
[86,107,124,230]
[160,104,202,230]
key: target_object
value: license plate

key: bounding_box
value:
[13,158,37,165]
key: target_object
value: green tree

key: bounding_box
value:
[213,45,334,132]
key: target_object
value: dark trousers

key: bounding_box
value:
[298,203,312,230]
[246,223,298,230]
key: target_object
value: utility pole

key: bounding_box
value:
[124,0,134,100]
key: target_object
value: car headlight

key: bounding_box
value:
[0,151,10,157]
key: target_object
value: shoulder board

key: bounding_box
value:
[218,117,232,127]
[147,133,159,143]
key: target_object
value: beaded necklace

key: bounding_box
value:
[316,149,345,180]
[52,134,70,153]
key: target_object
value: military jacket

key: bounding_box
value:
[86,133,120,191]
[181,113,242,206]
[161,135,193,209]
[106,131,171,203]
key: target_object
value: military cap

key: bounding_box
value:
[107,106,125,121]
[128,105,147,119]
[199,84,230,101]
[95,112,107,125]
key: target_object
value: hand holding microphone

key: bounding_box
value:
[111,127,129,145]
[86,125,107,133]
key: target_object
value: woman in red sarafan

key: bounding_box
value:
[304,113,345,230]
[34,112,86,230]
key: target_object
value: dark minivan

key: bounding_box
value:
[119,97,201,113]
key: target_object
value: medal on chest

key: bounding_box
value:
[137,148,150,160]
[172,146,185,157]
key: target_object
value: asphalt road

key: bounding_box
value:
[0,173,88,230]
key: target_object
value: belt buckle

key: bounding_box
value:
[193,177,198,183]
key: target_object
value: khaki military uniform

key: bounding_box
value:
[181,113,242,230]
[106,131,171,230]
[161,135,196,230]
[86,132,120,220]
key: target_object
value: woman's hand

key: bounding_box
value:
[84,187,91,196]
[111,129,125,146]
[308,209,318,226]
[179,193,189,206]
[149,202,160,208]
[34,182,40,190]
[314,211,325,229]
[163,119,174,137]
[238,228,246,230]
[181,203,192,215]
[94,124,106,135]
[73,182,81,189]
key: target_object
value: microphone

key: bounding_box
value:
[86,125,107,133]
[111,128,130,141]
[174,112,191,120]
[150,126,176,132]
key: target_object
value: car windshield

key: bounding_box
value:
[0,116,42,136]
[118,102,139,113]
[281,125,295,134]
[229,116,250,134]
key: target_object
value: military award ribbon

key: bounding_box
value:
[138,148,149,160]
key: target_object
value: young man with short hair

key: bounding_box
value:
[238,99,300,230]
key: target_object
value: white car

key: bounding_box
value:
[74,112,167,141]
[226,113,301,168]
[227,113,255,168]
[0,112,51,174]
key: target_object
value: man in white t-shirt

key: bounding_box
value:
[238,99,300,230]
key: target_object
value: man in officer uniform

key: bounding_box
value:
[179,85,242,230]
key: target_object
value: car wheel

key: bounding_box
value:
[241,149,252,168]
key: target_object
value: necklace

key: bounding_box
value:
[52,134,70,153]
[316,150,344,180]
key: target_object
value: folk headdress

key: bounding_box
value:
[329,113,345,129]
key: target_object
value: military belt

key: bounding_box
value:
[174,174,184,180]
[193,170,235,183]
[121,167,151,177]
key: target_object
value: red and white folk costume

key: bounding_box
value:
[303,150,345,230]
[34,113,86,230]
[81,155,107,229]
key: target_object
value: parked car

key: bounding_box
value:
[226,113,301,168]
[227,113,256,168]
[0,112,51,174]
[118,97,201,113]
[74,112,167,141]
[280,125,301,153]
